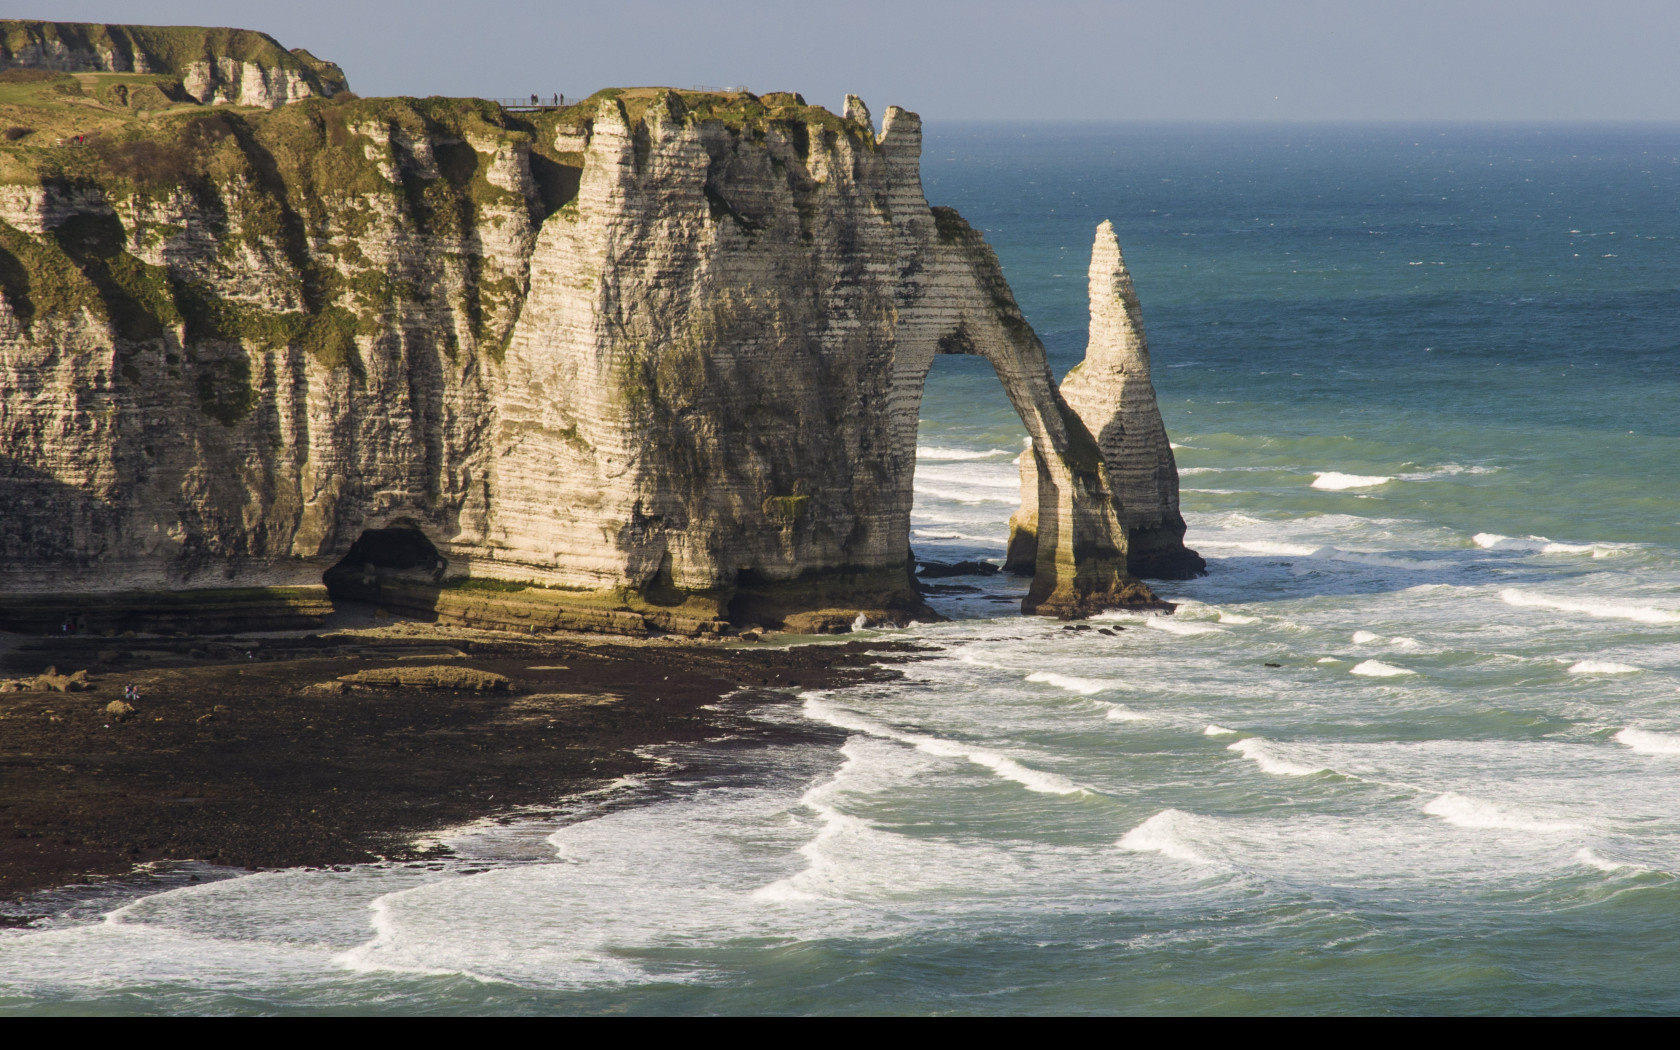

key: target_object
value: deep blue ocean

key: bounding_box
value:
[2,124,1678,1014]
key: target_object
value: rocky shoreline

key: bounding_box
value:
[0,619,928,911]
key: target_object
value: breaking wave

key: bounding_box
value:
[1423,793,1573,833]
[1567,661,1642,675]
[1614,728,1680,755]
[1312,472,1393,490]
[1025,672,1115,696]
[1116,809,1217,864]
[916,446,1016,461]
[1500,590,1680,624]
[1351,660,1416,677]
[1227,738,1328,777]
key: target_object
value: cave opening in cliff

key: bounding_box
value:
[323,526,448,605]
[913,354,1030,577]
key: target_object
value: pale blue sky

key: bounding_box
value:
[19,0,1680,121]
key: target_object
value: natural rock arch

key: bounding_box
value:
[0,75,1194,635]
[483,97,1155,626]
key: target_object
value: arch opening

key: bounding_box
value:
[907,354,1031,605]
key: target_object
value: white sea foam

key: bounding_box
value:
[1203,725,1237,736]
[916,446,1015,461]
[1101,703,1149,722]
[1316,548,1437,571]
[1500,589,1680,624]
[1423,793,1570,833]
[1025,672,1114,696]
[803,696,1087,795]
[1218,612,1259,625]
[1227,738,1327,777]
[914,466,1022,491]
[911,486,1018,505]
[1613,728,1680,755]
[1351,660,1416,677]
[1575,848,1643,873]
[1568,660,1642,675]
[1145,617,1223,637]
[1200,539,1319,557]
[1312,472,1393,490]
[1116,809,1215,864]
[1475,534,1627,558]
[1351,631,1421,649]
[912,530,1007,546]
[1416,463,1499,477]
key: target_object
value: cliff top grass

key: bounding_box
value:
[531,87,873,144]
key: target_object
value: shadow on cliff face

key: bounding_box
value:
[0,457,119,585]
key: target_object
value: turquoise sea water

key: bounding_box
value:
[3,124,1679,1014]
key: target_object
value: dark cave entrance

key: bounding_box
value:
[323,526,448,606]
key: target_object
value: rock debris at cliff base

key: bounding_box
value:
[0,627,928,902]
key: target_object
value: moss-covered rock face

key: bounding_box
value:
[0,27,1161,629]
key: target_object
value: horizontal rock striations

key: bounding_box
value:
[0,31,1169,635]
[1007,221,1204,580]
[0,20,347,108]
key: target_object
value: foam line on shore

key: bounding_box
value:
[802,696,1088,796]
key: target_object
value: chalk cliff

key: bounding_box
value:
[1006,222,1204,580]
[0,29,1180,635]
[0,20,347,108]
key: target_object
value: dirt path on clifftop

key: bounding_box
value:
[0,628,928,910]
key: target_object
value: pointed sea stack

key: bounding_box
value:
[1008,221,1206,580]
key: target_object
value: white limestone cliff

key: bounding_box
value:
[0,86,1164,635]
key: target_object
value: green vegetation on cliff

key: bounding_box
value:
[0,78,545,422]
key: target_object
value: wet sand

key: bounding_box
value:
[0,622,927,911]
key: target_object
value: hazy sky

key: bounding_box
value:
[22,0,1680,122]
